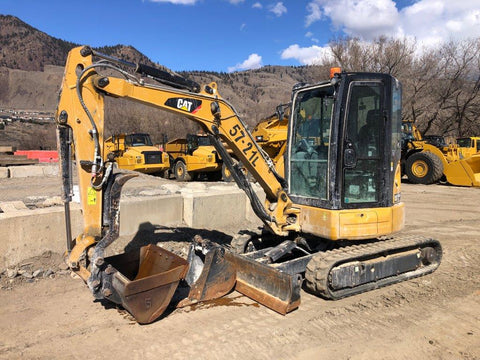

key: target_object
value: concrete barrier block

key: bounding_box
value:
[0,201,28,213]
[42,165,59,177]
[0,205,83,269]
[0,167,8,178]
[183,190,246,229]
[119,195,183,236]
[9,165,45,178]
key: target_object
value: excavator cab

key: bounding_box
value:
[288,74,403,239]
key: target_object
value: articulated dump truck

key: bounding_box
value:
[164,134,223,181]
[55,47,442,324]
[104,133,170,176]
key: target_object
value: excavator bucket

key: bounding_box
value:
[102,244,189,324]
[91,231,300,323]
[178,236,301,315]
[444,154,480,187]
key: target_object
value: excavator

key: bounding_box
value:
[56,46,442,324]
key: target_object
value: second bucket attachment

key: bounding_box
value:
[102,244,189,324]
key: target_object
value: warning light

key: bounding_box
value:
[330,67,341,79]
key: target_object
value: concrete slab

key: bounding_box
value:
[0,204,83,269]
[0,189,260,268]
[183,190,246,230]
[119,195,183,236]
[42,165,59,177]
[0,167,9,178]
[0,201,28,213]
[9,165,45,178]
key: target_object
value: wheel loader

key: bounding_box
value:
[55,47,442,324]
[401,120,480,186]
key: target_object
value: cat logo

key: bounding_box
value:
[177,99,193,112]
[165,97,202,114]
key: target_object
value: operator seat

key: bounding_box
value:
[359,109,381,157]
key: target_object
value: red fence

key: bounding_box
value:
[14,150,59,163]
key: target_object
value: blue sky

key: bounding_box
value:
[1,0,479,72]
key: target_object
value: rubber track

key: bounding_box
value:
[305,235,442,300]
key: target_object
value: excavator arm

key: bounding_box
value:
[56,46,304,322]
[57,46,298,242]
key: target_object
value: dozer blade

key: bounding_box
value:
[232,253,302,314]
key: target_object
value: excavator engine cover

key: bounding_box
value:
[102,244,188,324]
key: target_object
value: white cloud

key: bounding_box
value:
[397,0,480,48]
[269,2,287,17]
[322,0,399,39]
[305,1,322,27]
[305,31,319,43]
[148,0,198,4]
[281,44,333,65]
[302,0,480,46]
[228,0,245,4]
[228,53,263,72]
[240,23,246,31]
[252,2,263,9]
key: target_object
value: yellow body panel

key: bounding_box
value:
[165,138,221,173]
[298,202,405,240]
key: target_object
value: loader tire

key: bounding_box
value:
[405,152,443,184]
[174,161,192,181]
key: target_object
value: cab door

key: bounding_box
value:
[341,80,388,207]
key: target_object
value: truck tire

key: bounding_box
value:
[174,161,192,181]
[405,152,444,184]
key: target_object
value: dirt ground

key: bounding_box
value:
[0,175,479,360]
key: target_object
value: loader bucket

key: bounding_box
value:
[444,154,480,187]
[103,244,188,324]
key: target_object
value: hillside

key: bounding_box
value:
[0,15,326,149]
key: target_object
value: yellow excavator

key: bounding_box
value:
[250,103,290,177]
[56,47,442,324]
